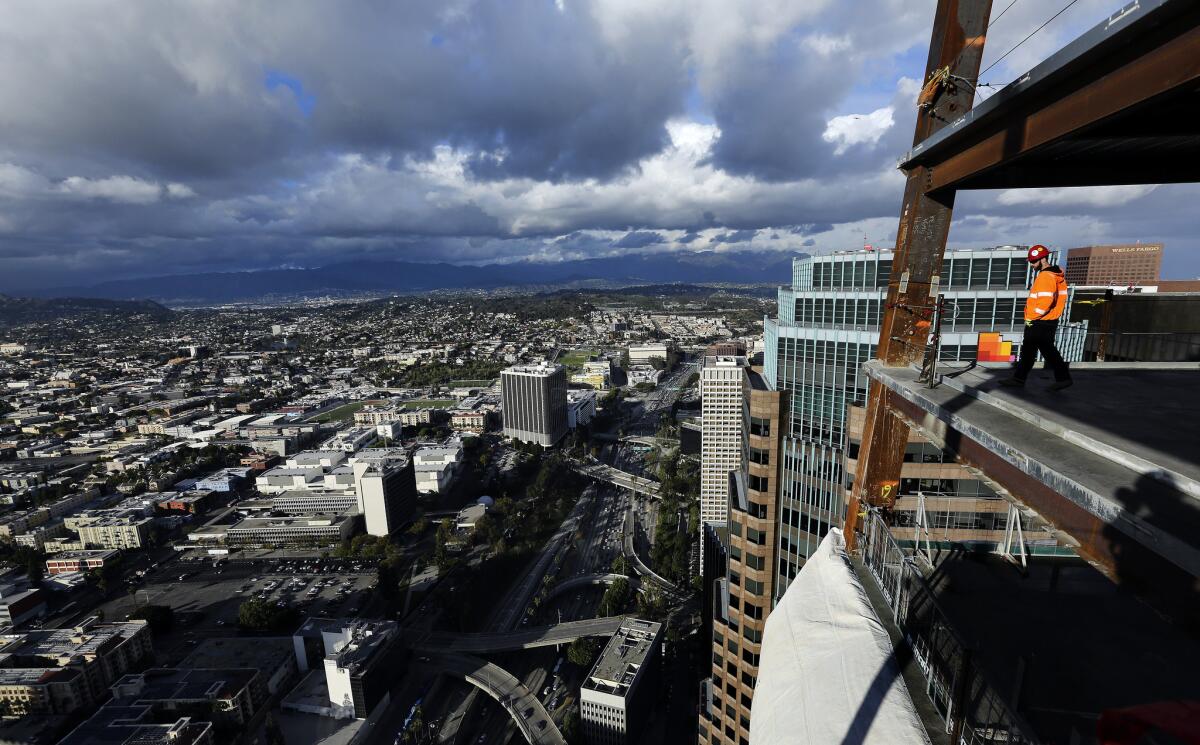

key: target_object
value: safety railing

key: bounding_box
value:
[858,509,1043,745]
[1081,330,1200,362]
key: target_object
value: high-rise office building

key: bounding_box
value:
[1065,243,1163,286]
[699,247,1079,744]
[700,356,748,530]
[353,456,415,537]
[699,367,785,745]
[580,618,662,745]
[500,363,568,447]
[764,247,1058,593]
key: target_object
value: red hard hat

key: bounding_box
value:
[1027,244,1050,263]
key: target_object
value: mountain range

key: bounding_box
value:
[20,250,802,306]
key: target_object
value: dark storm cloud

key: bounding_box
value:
[713,229,757,244]
[611,231,666,249]
[1,0,1196,290]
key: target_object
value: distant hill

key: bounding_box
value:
[0,294,174,327]
[22,250,802,306]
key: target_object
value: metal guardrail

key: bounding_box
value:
[859,510,1042,745]
[1081,330,1200,362]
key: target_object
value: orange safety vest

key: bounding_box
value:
[1024,267,1068,322]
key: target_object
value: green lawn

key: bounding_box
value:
[560,349,599,371]
[403,399,456,408]
[308,400,385,423]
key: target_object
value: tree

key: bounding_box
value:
[610,555,631,576]
[567,637,601,668]
[598,578,631,617]
[433,518,454,570]
[238,599,299,631]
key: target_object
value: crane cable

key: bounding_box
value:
[977,0,1083,80]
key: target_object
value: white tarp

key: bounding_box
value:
[749,529,932,745]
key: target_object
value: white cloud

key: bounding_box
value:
[0,163,50,198]
[822,106,895,155]
[802,33,851,56]
[995,185,1159,208]
[58,175,163,204]
[166,182,197,199]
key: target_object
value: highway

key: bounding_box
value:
[409,616,627,654]
[571,459,662,498]
[430,653,566,745]
[623,505,682,598]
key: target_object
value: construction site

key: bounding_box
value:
[743,1,1200,744]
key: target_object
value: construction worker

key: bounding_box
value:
[1001,244,1073,390]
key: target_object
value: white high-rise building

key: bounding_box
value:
[580,618,662,745]
[700,356,748,529]
[500,363,568,447]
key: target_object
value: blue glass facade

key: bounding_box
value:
[764,248,1046,599]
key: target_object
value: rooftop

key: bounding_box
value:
[582,618,661,698]
[58,705,211,745]
[113,667,259,703]
[864,361,1200,626]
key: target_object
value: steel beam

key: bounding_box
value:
[926,22,1200,192]
[846,0,993,548]
[881,387,1200,625]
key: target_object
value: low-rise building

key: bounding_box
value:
[109,667,266,728]
[71,514,154,551]
[413,444,462,494]
[567,390,596,429]
[224,512,356,546]
[194,467,251,493]
[580,618,663,745]
[627,342,673,367]
[450,409,488,433]
[58,704,212,745]
[45,549,120,576]
[0,619,153,716]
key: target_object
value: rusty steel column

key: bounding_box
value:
[846,0,993,549]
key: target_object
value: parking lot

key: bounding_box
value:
[95,556,380,664]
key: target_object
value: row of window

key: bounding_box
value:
[799,256,1030,291]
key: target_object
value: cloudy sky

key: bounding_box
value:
[1,0,1196,292]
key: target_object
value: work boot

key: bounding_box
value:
[998,378,1025,388]
[1049,379,1073,391]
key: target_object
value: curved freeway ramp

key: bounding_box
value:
[623,508,682,597]
[547,573,642,601]
[432,653,565,745]
[409,616,626,654]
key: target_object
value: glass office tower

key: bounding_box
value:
[764,247,1059,595]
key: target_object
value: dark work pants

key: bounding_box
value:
[1014,319,1071,382]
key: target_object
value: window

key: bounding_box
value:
[745,553,765,571]
[748,475,769,492]
[748,447,770,465]
[743,602,763,620]
[745,578,765,596]
[749,417,771,437]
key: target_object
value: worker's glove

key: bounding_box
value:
[1024,320,1033,327]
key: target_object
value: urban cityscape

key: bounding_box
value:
[0,2,1198,745]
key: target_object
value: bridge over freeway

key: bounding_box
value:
[570,460,661,499]
[429,653,565,745]
[407,616,626,654]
